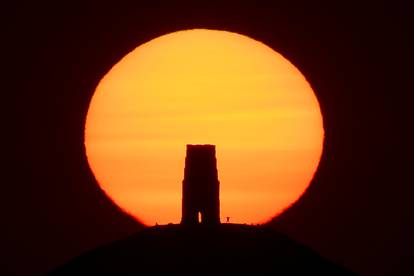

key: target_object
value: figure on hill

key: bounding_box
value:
[226,216,230,223]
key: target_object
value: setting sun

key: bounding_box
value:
[84,29,324,225]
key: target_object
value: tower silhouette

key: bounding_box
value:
[181,144,220,225]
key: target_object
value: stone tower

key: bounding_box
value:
[181,144,220,225]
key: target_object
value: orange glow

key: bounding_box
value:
[84,29,324,225]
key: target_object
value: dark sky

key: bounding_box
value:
[5,1,412,275]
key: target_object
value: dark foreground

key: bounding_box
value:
[50,224,354,275]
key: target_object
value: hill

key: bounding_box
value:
[50,224,354,275]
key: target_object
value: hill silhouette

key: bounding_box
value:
[50,224,354,275]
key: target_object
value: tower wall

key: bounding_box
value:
[181,144,220,225]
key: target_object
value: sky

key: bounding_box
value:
[5,1,412,275]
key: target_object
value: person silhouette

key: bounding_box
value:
[226,216,230,223]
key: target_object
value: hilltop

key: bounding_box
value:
[50,223,354,275]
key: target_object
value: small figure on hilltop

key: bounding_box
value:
[226,216,230,223]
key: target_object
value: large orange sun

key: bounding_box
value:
[85,29,324,226]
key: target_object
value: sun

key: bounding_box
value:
[84,29,324,225]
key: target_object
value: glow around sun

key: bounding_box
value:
[84,29,324,225]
